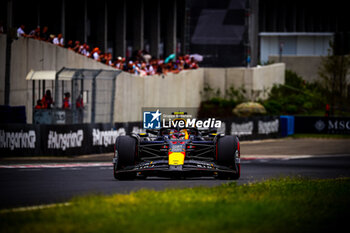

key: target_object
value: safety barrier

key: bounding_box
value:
[280,116,295,137]
[295,116,350,134]
[0,105,26,124]
[4,116,349,156]
[0,116,281,156]
[218,116,280,141]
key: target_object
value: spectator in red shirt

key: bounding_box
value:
[34,99,43,109]
[73,41,81,53]
[62,92,71,109]
[41,26,49,41]
[76,94,84,109]
[76,94,84,122]
[41,90,54,109]
[66,40,74,50]
[190,57,199,69]
[106,53,113,66]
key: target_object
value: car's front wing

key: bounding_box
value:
[113,159,239,177]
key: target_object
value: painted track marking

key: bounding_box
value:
[0,162,112,169]
[1,154,349,169]
[0,202,71,214]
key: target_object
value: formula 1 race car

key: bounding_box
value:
[113,127,240,180]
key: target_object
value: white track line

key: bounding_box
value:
[1,154,349,169]
[0,162,112,169]
[241,154,350,160]
[0,202,71,214]
[241,155,313,160]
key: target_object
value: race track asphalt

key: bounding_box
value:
[1,138,350,210]
[1,155,350,209]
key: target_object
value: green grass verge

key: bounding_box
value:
[290,133,350,139]
[1,178,350,233]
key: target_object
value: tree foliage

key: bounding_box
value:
[318,42,350,114]
[262,70,327,115]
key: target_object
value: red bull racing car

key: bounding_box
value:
[113,127,240,180]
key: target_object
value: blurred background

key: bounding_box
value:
[0,0,350,155]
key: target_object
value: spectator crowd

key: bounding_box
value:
[15,24,200,77]
[35,90,84,111]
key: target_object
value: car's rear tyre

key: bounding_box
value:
[216,135,240,180]
[113,136,137,180]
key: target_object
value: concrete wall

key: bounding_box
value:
[269,55,350,87]
[251,63,285,99]
[0,34,6,105]
[1,37,204,123]
[5,37,114,123]
[204,63,285,100]
[269,55,323,82]
[114,69,204,122]
[1,36,285,123]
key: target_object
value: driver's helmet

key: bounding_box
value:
[169,129,179,139]
[180,129,189,139]
[169,129,189,139]
[169,129,176,139]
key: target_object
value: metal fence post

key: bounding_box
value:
[55,67,65,109]
[110,71,121,125]
[110,75,116,124]
[91,70,102,124]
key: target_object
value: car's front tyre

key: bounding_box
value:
[113,136,137,180]
[216,135,240,180]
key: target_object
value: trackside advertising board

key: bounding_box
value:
[0,116,280,156]
[295,117,350,135]
[0,124,40,156]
